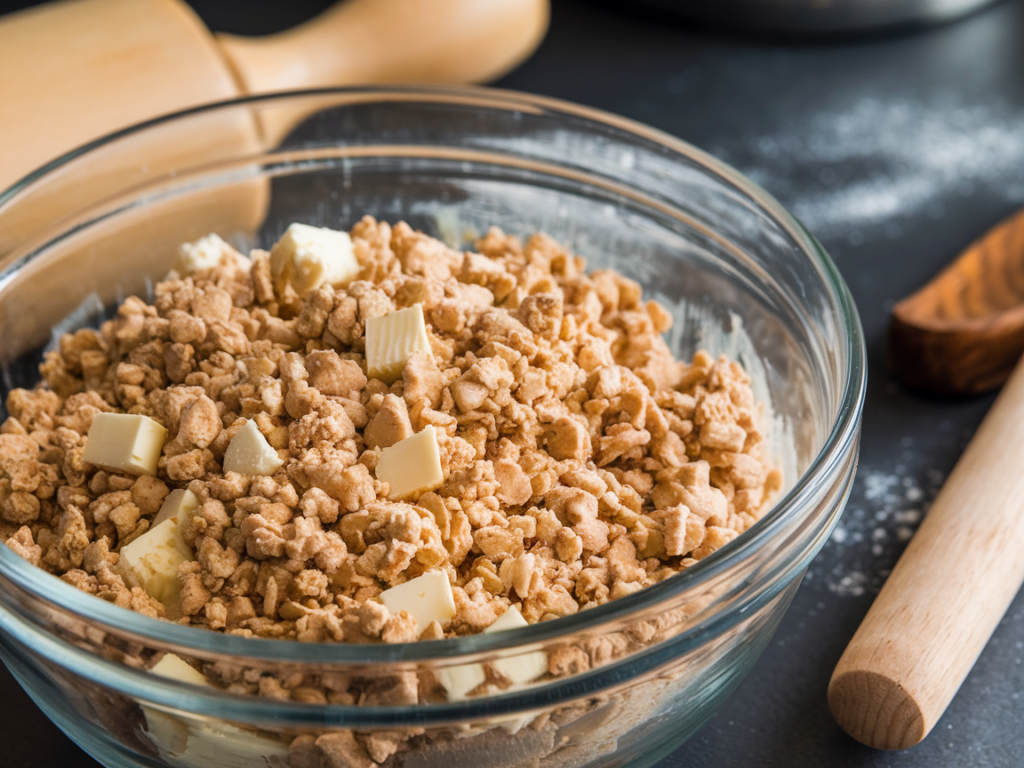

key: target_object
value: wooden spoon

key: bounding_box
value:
[889,207,1024,395]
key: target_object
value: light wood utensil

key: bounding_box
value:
[0,0,549,346]
[0,0,548,261]
[829,211,1024,749]
[889,207,1024,395]
[1,0,549,193]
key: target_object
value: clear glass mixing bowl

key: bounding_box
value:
[0,87,865,768]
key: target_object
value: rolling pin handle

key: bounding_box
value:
[216,0,550,95]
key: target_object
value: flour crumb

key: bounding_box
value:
[819,461,944,597]
[720,96,1024,240]
[831,571,869,598]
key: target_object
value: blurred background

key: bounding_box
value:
[2,0,1024,765]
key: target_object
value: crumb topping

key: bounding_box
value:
[2,218,781,644]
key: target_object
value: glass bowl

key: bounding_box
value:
[0,87,865,768]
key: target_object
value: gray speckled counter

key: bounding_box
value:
[1,0,1023,765]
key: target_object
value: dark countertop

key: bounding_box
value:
[2,0,1024,765]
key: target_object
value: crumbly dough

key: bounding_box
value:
[0,218,782,767]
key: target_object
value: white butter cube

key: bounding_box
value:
[365,304,431,383]
[143,708,190,758]
[151,653,210,687]
[144,655,290,767]
[143,654,211,756]
[376,425,443,501]
[153,489,199,529]
[438,607,544,704]
[485,606,548,686]
[83,413,167,476]
[437,661,487,703]
[222,420,284,476]
[269,222,359,297]
[169,233,251,280]
[163,720,291,768]
[118,517,194,610]
[379,569,456,635]
[486,605,529,634]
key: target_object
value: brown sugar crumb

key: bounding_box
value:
[3,219,779,649]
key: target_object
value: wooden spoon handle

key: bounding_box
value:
[829,354,1024,748]
[217,0,550,95]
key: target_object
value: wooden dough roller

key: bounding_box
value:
[0,0,547,369]
[829,353,1024,748]
[0,0,549,254]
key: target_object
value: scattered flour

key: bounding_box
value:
[721,96,1024,240]
[812,462,946,596]
[711,94,1019,596]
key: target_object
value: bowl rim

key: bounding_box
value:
[0,84,867,666]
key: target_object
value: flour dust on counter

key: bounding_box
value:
[806,458,946,597]
[717,95,1024,240]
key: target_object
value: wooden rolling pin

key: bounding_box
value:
[0,0,549,193]
[0,0,548,348]
[829,355,1024,748]
[0,0,548,257]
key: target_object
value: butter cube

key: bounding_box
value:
[375,425,443,500]
[379,569,456,635]
[486,606,548,686]
[269,222,359,297]
[145,656,290,767]
[486,604,529,633]
[83,413,166,476]
[222,420,284,476]
[365,304,431,383]
[438,607,544,704]
[169,233,250,279]
[143,708,190,758]
[151,653,210,687]
[118,516,194,610]
[153,489,199,529]
[145,653,209,755]
[437,660,487,703]
[166,721,291,768]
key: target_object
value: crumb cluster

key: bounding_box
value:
[0,218,784,767]
[2,218,778,647]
